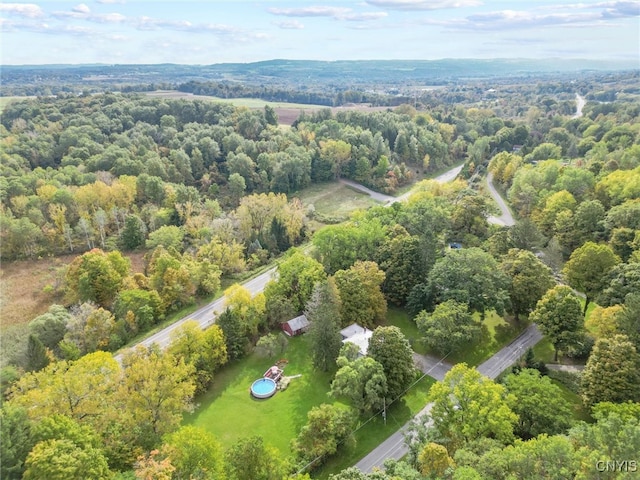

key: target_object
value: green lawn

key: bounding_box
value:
[381,307,426,354]
[550,378,591,423]
[383,307,525,366]
[185,334,335,456]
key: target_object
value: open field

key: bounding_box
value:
[144,90,390,125]
[292,181,380,226]
[0,251,146,329]
[0,96,33,113]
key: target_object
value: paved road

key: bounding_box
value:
[114,267,276,362]
[412,353,453,381]
[339,178,395,203]
[340,164,463,205]
[486,172,515,227]
[476,324,543,378]
[356,324,543,472]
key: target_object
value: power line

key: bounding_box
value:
[295,350,452,475]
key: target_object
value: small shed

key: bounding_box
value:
[340,323,374,357]
[282,314,310,336]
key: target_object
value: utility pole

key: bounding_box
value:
[383,397,387,425]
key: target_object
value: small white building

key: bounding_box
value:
[340,323,374,357]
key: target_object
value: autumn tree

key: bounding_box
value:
[368,326,415,401]
[562,241,620,315]
[428,364,517,453]
[585,305,624,339]
[65,248,131,308]
[168,321,227,394]
[306,279,343,371]
[581,334,640,408]
[417,442,455,479]
[162,425,225,480]
[499,249,555,321]
[225,435,290,480]
[529,286,583,361]
[119,346,196,449]
[23,439,111,480]
[333,261,387,328]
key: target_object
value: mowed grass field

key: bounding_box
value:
[185,334,336,456]
[185,309,437,475]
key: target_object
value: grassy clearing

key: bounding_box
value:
[292,182,379,223]
[0,96,32,113]
[551,378,591,423]
[533,337,556,364]
[382,307,525,366]
[143,91,326,110]
[185,334,336,456]
[382,307,426,354]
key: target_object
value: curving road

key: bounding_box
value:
[340,163,464,205]
[486,172,515,227]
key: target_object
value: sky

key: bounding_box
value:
[1,1,639,65]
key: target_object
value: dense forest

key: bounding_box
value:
[1,69,640,480]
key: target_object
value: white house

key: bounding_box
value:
[340,323,374,357]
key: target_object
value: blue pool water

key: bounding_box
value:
[251,378,277,398]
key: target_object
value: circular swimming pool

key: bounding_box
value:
[250,377,277,399]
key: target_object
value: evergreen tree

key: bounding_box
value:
[306,280,343,372]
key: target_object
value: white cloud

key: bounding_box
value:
[0,3,44,18]
[441,1,640,31]
[365,0,482,10]
[274,20,305,29]
[268,6,353,18]
[96,0,127,4]
[73,4,91,14]
[267,5,387,21]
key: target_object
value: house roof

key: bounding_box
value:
[340,323,374,356]
[340,323,369,339]
[285,314,310,332]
